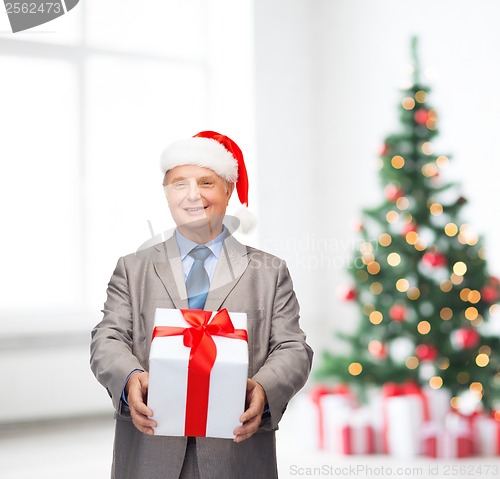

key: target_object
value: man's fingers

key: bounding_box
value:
[239,402,260,424]
[132,416,157,435]
[126,371,156,434]
[239,379,265,423]
[232,378,267,442]
[233,414,260,443]
[129,393,154,420]
[132,399,154,419]
[237,408,258,432]
[132,422,155,436]
[130,401,157,434]
[139,372,149,395]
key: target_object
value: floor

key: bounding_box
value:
[1,412,499,479]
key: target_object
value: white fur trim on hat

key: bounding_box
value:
[160,137,238,182]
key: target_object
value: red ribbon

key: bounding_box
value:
[342,425,351,454]
[453,410,482,455]
[341,424,375,455]
[382,381,430,454]
[152,308,248,436]
[495,412,500,455]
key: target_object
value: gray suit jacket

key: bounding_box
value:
[90,232,313,479]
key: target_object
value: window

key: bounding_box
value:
[0,0,255,335]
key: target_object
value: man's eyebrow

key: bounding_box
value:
[168,176,188,183]
[167,175,219,183]
[198,176,218,181]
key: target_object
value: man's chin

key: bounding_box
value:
[177,215,225,233]
[179,216,210,229]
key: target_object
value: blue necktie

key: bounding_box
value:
[186,246,211,309]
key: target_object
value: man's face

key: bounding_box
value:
[164,165,234,239]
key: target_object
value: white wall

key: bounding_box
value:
[254,0,500,358]
[0,340,108,423]
[253,0,323,351]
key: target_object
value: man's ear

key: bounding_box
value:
[227,181,235,199]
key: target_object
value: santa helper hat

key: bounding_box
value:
[160,131,256,233]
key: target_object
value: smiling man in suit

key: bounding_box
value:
[90,131,313,479]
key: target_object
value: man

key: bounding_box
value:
[90,131,313,479]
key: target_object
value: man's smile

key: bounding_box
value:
[183,206,208,215]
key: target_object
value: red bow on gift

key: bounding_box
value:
[311,384,351,405]
[382,381,422,398]
[152,308,248,436]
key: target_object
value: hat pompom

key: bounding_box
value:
[234,206,257,234]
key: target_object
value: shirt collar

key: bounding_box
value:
[175,226,228,260]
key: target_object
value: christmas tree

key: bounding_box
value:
[318,38,500,413]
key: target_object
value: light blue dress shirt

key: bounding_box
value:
[175,226,227,283]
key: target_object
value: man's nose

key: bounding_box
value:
[186,181,201,201]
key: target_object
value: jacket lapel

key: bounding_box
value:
[153,235,189,309]
[204,233,250,311]
[153,231,249,311]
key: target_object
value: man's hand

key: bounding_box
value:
[233,378,267,443]
[125,371,157,435]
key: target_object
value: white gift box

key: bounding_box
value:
[148,308,248,438]
[423,386,451,425]
[475,415,500,456]
[422,414,474,458]
[317,390,353,450]
[384,395,425,457]
[333,407,375,455]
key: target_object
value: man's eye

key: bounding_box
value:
[200,181,214,187]
[174,182,188,189]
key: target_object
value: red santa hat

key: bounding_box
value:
[160,131,255,232]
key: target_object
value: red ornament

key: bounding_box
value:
[414,109,430,125]
[389,304,407,322]
[368,340,388,359]
[340,286,357,301]
[402,222,418,236]
[353,221,364,233]
[488,276,500,288]
[452,328,480,350]
[422,251,447,268]
[415,344,438,361]
[481,285,499,303]
[380,144,390,156]
[385,184,405,202]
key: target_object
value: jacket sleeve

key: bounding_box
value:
[251,260,313,429]
[90,256,145,413]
